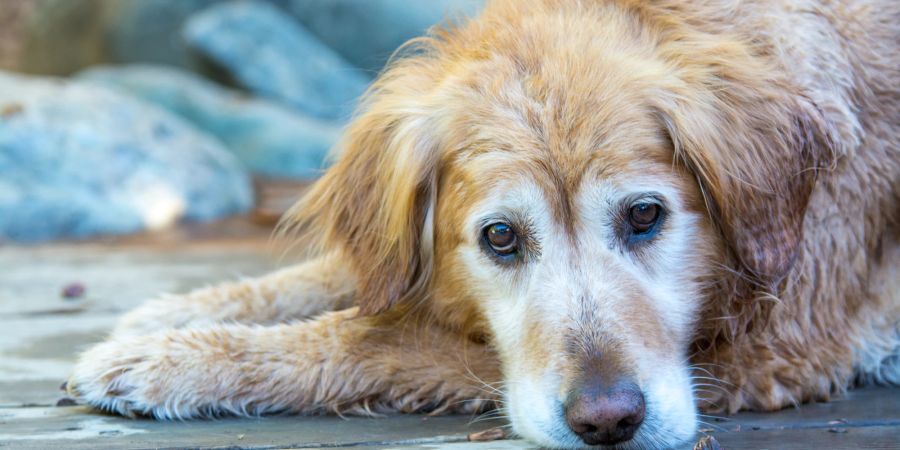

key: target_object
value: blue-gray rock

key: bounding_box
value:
[281,0,484,74]
[105,0,222,70]
[0,71,253,243]
[184,1,371,121]
[79,65,341,179]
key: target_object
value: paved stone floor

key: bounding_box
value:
[1,218,898,449]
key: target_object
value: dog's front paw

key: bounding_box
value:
[67,335,181,419]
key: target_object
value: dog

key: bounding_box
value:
[68,0,899,448]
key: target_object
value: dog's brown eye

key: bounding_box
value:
[485,222,518,255]
[629,203,660,233]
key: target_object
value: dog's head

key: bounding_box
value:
[286,1,832,448]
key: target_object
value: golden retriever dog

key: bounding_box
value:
[68,0,898,448]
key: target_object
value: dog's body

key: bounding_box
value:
[70,1,898,448]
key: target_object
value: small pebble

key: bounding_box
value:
[692,435,722,450]
[61,282,86,299]
[467,427,507,442]
[56,397,77,407]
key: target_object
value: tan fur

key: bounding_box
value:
[72,307,499,418]
[109,253,356,338]
[69,1,898,448]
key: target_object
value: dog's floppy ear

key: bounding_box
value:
[657,60,835,288]
[280,79,439,316]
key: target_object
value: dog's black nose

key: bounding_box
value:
[564,380,645,446]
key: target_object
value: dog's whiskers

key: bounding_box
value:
[691,375,737,388]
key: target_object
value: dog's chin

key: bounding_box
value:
[505,374,698,450]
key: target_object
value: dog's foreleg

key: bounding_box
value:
[69,308,500,419]
[111,253,356,337]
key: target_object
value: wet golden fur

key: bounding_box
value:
[69,1,898,448]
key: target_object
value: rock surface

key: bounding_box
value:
[183,0,371,120]
[79,65,341,179]
[282,0,484,73]
[0,71,252,242]
[21,0,484,77]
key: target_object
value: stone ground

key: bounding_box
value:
[1,204,898,449]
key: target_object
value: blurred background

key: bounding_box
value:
[0,0,483,243]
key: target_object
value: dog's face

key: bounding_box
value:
[425,53,717,448]
[290,2,831,448]
[434,142,712,448]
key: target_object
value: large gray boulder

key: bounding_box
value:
[79,65,341,179]
[184,1,371,121]
[0,71,252,242]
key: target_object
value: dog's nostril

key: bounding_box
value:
[564,380,646,446]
